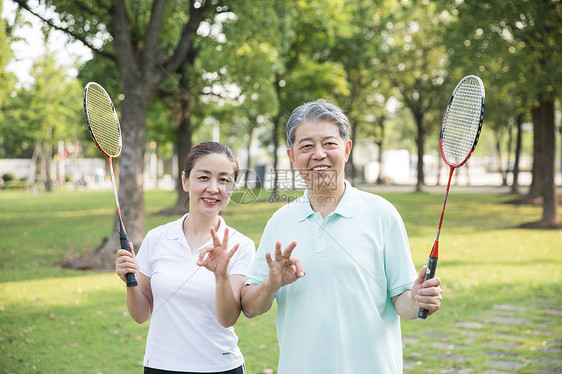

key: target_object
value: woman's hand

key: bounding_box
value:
[197,227,240,278]
[115,242,139,283]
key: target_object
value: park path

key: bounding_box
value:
[403,303,562,373]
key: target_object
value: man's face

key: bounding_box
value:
[287,120,352,192]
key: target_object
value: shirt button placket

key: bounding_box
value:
[314,215,327,256]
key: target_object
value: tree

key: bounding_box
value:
[142,0,281,215]
[329,0,383,185]
[0,1,14,111]
[378,0,450,191]
[364,83,397,185]
[192,1,280,195]
[2,46,82,190]
[0,2,17,156]
[445,0,561,227]
[14,0,231,269]
[484,85,520,186]
[263,0,349,193]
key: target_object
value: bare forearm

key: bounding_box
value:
[126,287,152,324]
[125,273,153,324]
[214,274,242,327]
[240,279,278,318]
[391,291,417,320]
[241,241,304,318]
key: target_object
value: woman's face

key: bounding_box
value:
[182,153,236,216]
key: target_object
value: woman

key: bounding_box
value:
[115,142,255,374]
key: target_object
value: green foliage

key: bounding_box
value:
[329,0,386,121]
[443,0,562,109]
[5,0,559,167]
[272,1,351,113]
[377,0,450,129]
[29,53,83,143]
[0,47,83,159]
[0,2,17,152]
[0,1,15,111]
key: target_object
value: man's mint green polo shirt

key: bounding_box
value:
[246,181,417,374]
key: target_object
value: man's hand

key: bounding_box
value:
[264,240,305,291]
[411,265,443,315]
[240,240,305,319]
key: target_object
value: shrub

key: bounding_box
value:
[2,172,17,182]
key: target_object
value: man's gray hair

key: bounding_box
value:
[286,100,351,149]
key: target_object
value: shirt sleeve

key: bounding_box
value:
[244,218,274,285]
[228,235,256,276]
[136,232,153,277]
[384,211,417,297]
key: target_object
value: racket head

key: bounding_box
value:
[440,75,485,168]
[83,82,122,158]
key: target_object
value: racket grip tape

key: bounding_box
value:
[417,256,438,319]
[119,228,138,288]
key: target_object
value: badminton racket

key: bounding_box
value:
[417,75,485,319]
[83,82,137,287]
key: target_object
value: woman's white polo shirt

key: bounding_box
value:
[136,214,255,372]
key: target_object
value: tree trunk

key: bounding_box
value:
[376,117,386,184]
[505,121,513,186]
[496,133,507,187]
[117,80,148,245]
[271,116,281,194]
[348,121,358,184]
[415,113,425,192]
[57,0,214,271]
[43,146,53,191]
[43,127,53,192]
[25,140,41,191]
[510,113,523,194]
[435,151,442,186]
[176,100,193,207]
[61,80,149,270]
[558,118,562,188]
[538,99,558,224]
[376,141,384,184]
[527,110,545,199]
[519,98,560,228]
[245,120,256,189]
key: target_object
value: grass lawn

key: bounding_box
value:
[0,188,560,373]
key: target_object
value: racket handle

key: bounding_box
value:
[417,256,438,319]
[125,272,137,288]
[119,226,138,288]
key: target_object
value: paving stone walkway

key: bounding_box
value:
[403,304,562,373]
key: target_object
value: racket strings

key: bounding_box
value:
[442,78,483,166]
[85,85,121,157]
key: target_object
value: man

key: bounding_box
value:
[241,100,442,373]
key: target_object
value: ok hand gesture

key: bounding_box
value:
[265,241,305,291]
[197,227,240,278]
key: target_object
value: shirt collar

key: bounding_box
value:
[169,213,189,240]
[295,191,315,222]
[169,213,227,242]
[332,180,355,218]
[295,179,356,222]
